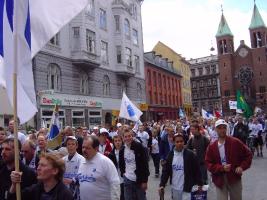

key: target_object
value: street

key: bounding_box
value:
[147,147,267,200]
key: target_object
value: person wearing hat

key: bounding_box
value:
[62,136,85,199]
[99,128,113,156]
[205,119,252,200]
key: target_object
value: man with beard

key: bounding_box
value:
[0,138,36,200]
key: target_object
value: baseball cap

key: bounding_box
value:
[93,126,99,130]
[66,136,77,141]
[117,123,122,128]
[215,119,228,128]
[99,128,109,134]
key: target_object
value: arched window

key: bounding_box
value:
[103,75,110,96]
[80,73,89,95]
[124,19,130,38]
[47,63,61,91]
[137,82,142,99]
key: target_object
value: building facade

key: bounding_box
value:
[144,52,183,121]
[216,3,267,114]
[33,0,146,129]
[153,41,192,116]
[188,55,222,113]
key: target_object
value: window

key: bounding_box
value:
[198,68,203,76]
[137,83,142,99]
[155,92,158,104]
[149,91,153,104]
[132,4,137,19]
[121,81,126,95]
[205,66,210,75]
[134,55,140,73]
[259,86,266,93]
[73,27,80,37]
[200,80,204,87]
[158,74,162,87]
[80,74,89,95]
[86,29,96,54]
[114,15,120,32]
[47,63,61,91]
[103,75,110,96]
[49,33,60,46]
[147,70,151,85]
[192,81,196,88]
[163,76,166,88]
[116,46,122,63]
[211,65,216,74]
[100,9,107,29]
[207,79,211,86]
[124,19,130,39]
[85,0,94,17]
[101,41,108,64]
[224,90,230,97]
[132,29,138,45]
[212,78,217,85]
[191,69,195,77]
[72,110,85,127]
[125,48,132,67]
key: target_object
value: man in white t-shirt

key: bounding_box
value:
[78,135,120,200]
[137,125,149,148]
[250,118,264,156]
[7,120,26,145]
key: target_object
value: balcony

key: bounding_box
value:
[71,50,100,69]
[116,64,135,77]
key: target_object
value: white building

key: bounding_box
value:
[0,0,146,128]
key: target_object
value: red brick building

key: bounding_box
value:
[216,3,267,114]
[144,52,183,121]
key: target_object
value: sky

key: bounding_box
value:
[141,0,267,59]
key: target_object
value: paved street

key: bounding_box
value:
[147,147,267,200]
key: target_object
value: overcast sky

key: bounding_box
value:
[141,0,267,59]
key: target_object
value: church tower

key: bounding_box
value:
[249,3,267,48]
[216,11,235,113]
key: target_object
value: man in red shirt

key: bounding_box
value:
[205,119,252,200]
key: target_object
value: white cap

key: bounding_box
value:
[117,123,122,128]
[93,126,99,130]
[100,128,108,134]
[66,136,77,141]
[215,119,228,128]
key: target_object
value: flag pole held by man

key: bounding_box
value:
[0,0,89,199]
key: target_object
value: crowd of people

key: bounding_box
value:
[0,113,266,200]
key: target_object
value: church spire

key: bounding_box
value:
[249,3,266,29]
[216,8,233,37]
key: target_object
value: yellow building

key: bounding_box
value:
[153,41,192,116]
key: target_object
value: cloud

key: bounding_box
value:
[141,0,267,59]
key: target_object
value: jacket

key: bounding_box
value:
[119,140,150,184]
[0,161,37,200]
[205,136,252,188]
[159,148,203,193]
[8,181,73,200]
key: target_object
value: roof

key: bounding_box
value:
[216,14,233,37]
[249,4,266,29]
[188,55,218,65]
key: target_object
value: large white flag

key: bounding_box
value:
[119,92,143,122]
[0,0,88,124]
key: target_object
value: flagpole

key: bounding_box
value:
[13,0,21,200]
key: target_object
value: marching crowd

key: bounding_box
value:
[0,114,266,200]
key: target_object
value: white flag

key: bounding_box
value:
[119,92,143,122]
[0,0,88,124]
[201,108,214,120]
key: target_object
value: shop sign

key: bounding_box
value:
[139,103,148,111]
[41,94,102,108]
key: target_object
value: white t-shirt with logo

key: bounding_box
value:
[124,145,136,182]
[218,141,226,165]
[137,131,149,148]
[172,150,184,191]
[63,152,85,180]
[250,123,263,136]
[78,153,120,200]
[151,138,159,154]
